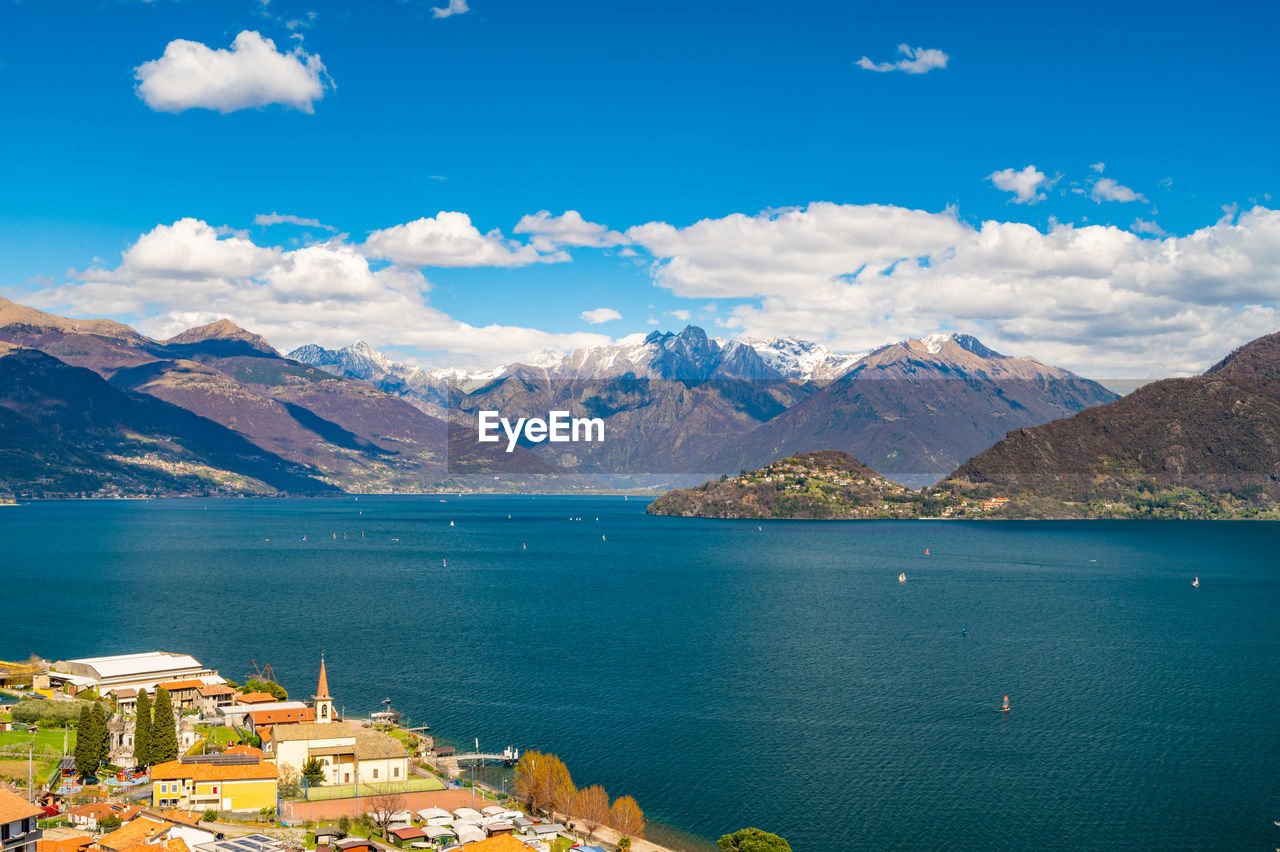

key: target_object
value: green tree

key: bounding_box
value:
[133,689,153,769]
[73,704,98,778]
[91,702,110,765]
[301,757,325,789]
[617,840,631,852]
[717,828,792,852]
[99,814,122,832]
[244,679,288,701]
[150,687,179,764]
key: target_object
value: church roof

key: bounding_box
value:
[314,657,330,700]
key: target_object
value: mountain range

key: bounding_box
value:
[651,331,1280,519]
[1,295,1119,496]
[293,327,1116,481]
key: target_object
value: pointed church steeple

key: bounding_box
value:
[313,654,334,722]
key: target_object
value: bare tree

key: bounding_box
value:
[573,784,610,839]
[544,754,575,818]
[367,789,405,834]
[514,750,549,816]
[609,795,645,839]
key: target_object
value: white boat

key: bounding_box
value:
[898,572,906,583]
[449,520,454,527]
[1192,576,1199,588]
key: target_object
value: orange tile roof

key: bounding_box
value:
[248,708,314,726]
[156,680,206,692]
[36,836,92,852]
[459,837,528,852]
[234,692,277,705]
[0,786,44,823]
[67,803,137,821]
[97,816,168,852]
[149,760,278,783]
[118,837,189,852]
[158,810,202,827]
[197,684,234,697]
[223,745,262,757]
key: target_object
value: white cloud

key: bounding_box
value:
[856,44,949,74]
[255,212,337,231]
[363,212,569,268]
[1090,161,1106,173]
[25,219,609,369]
[667,309,691,321]
[580,307,622,324]
[626,202,1280,375]
[1092,177,1146,203]
[135,30,329,114]
[989,165,1048,204]
[432,0,469,18]
[1130,218,1167,238]
[513,210,629,251]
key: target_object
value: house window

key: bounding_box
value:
[393,767,399,778]
[372,768,378,779]
[344,773,350,783]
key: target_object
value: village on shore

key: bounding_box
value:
[0,652,698,852]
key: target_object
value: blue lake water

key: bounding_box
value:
[1,496,1278,850]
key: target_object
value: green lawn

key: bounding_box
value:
[0,728,75,754]
[194,725,242,746]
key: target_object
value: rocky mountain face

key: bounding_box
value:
[946,331,1280,514]
[291,327,1116,480]
[0,297,450,495]
[707,333,1118,482]
[0,342,332,496]
[1,295,1128,495]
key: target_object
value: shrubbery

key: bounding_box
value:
[10,699,88,726]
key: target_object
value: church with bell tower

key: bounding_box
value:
[312,654,335,722]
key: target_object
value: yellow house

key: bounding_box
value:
[151,757,278,813]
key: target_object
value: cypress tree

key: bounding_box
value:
[150,687,179,764]
[134,689,153,769]
[92,702,110,766]
[74,703,98,778]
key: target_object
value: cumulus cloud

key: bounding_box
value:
[27,219,607,368]
[856,44,949,74]
[1130,218,1167,237]
[1090,161,1106,173]
[989,166,1048,204]
[580,307,622,324]
[363,211,568,268]
[135,31,328,114]
[255,212,337,231]
[432,0,469,18]
[1092,177,1147,203]
[667,309,692,321]
[626,202,1280,375]
[513,210,629,251]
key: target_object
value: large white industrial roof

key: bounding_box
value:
[64,651,204,679]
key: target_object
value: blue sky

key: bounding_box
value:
[2,0,1278,375]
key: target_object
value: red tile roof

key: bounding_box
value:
[150,759,277,782]
[248,708,314,726]
[0,786,44,823]
[234,692,277,705]
[156,680,206,692]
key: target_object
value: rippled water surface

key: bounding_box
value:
[2,497,1278,850]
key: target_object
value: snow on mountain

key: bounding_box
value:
[733,336,866,381]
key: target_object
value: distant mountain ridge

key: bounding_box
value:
[652,330,1280,520]
[0,295,1125,495]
